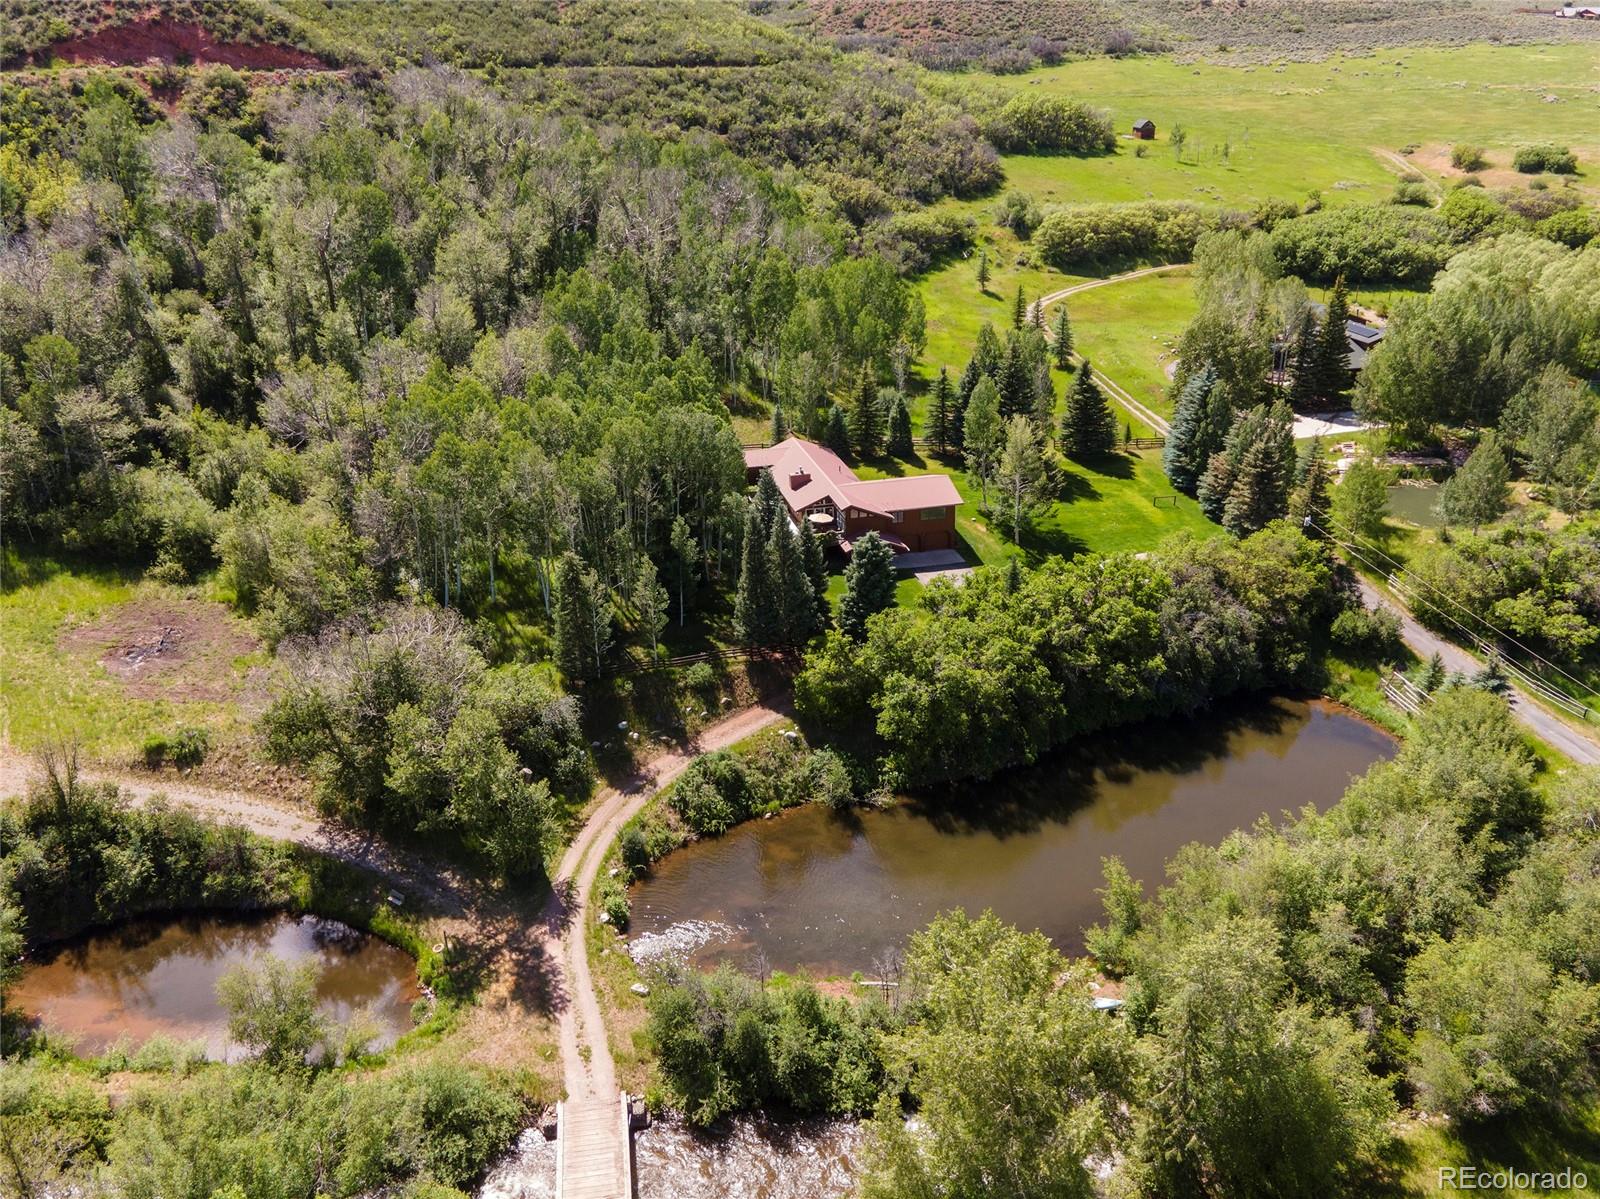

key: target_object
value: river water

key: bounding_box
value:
[9,911,420,1059]
[628,698,1394,976]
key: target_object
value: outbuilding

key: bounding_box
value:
[1132,118,1156,140]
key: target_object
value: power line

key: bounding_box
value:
[1314,508,1598,700]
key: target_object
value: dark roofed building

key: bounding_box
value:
[1132,118,1156,140]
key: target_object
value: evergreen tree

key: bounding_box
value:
[768,518,816,646]
[1416,651,1447,693]
[1287,309,1319,410]
[668,515,699,627]
[553,551,612,679]
[956,356,984,412]
[1029,298,1045,329]
[1198,401,1295,534]
[886,392,914,459]
[1012,284,1027,330]
[963,376,1004,508]
[756,468,785,538]
[798,517,830,632]
[1313,277,1353,407]
[1439,431,1510,532]
[1287,438,1333,533]
[1030,363,1056,431]
[632,557,669,658]
[1051,305,1074,370]
[770,403,788,444]
[839,531,897,641]
[1061,361,1117,459]
[996,337,1031,420]
[849,365,884,458]
[972,322,1003,379]
[1163,365,1222,495]
[928,366,957,456]
[976,249,990,292]
[822,404,850,454]
[735,506,776,645]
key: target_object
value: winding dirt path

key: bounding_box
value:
[0,698,792,1104]
[1035,265,1185,435]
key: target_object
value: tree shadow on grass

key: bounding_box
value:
[1070,450,1136,481]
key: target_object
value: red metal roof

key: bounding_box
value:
[743,437,962,518]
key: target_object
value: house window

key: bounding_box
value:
[920,507,947,520]
[890,510,903,523]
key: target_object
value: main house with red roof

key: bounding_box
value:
[743,437,963,555]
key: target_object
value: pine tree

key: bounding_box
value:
[735,506,776,645]
[886,392,914,459]
[1439,431,1510,532]
[976,249,990,293]
[1012,284,1027,330]
[798,517,830,631]
[1313,277,1353,408]
[1030,363,1056,431]
[963,376,1004,508]
[996,337,1030,420]
[972,322,1003,379]
[1287,438,1332,533]
[770,403,788,444]
[1164,365,1219,494]
[1199,402,1294,534]
[1051,305,1074,370]
[1030,298,1045,329]
[756,468,785,538]
[632,558,669,658]
[849,365,884,458]
[553,552,612,679]
[822,404,850,453]
[1061,361,1117,458]
[928,366,956,456]
[1287,309,1319,411]
[839,530,897,641]
[1416,651,1447,693]
[767,519,816,646]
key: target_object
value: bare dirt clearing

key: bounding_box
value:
[58,596,263,705]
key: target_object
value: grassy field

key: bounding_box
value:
[0,553,262,761]
[962,43,1598,212]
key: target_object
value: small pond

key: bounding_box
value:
[9,911,421,1059]
[628,699,1394,976]
[1386,480,1444,528]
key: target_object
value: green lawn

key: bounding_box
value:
[1387,1104,1600,1199]
[1065,270,1198,422]
[854,446,1217,567]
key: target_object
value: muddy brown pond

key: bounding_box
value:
[629,698,1395,976]
[10,912,420,1059]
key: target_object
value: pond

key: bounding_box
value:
[1386,480,1444,528]
[9,911,421,1059]
[628,699,1394,976]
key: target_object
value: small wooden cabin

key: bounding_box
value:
[1132,118,1156,140]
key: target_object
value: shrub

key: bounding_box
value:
[984,93,1116,155]
[1268,204,1453,283]
[995,190,1043,238]
[668,751,756,835]
[1512,143,1577,175]
[1450,143,1487,172]
[1330,606,1403,663]
[1033,201,1223,270]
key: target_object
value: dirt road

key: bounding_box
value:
[0,699,793,1102]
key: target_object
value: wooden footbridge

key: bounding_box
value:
[554,1091,639,1199]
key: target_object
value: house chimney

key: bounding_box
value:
[789,468,810,489]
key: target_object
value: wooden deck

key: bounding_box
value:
[556,1094,631,1199]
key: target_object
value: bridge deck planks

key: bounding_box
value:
[558,1096,630,1199]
